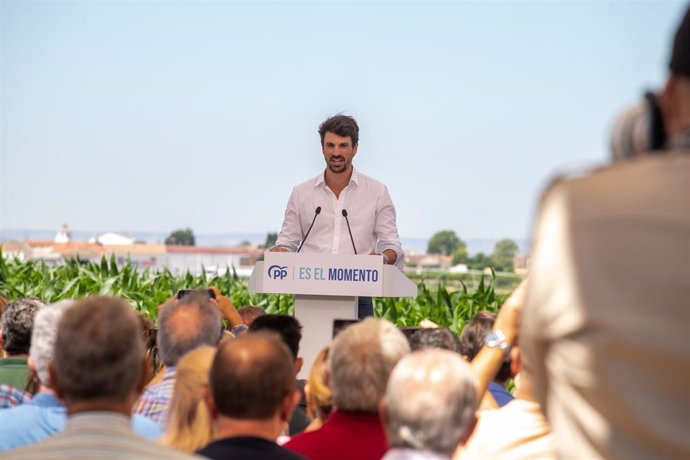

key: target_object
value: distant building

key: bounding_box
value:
[0,239,263,276]
[405,252,453,272]
[54,224,72,243]
[88,232,135,245]
[448,264,469,274]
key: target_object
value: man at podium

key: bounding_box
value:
[271,114,404,318]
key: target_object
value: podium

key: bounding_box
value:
[249,252,417,379]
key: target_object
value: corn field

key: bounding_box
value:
[0,252,513,334]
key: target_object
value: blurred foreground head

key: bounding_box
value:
[611,6,690,160]
[249,314,302,361]
[157,292,222,367]
[382,349,477,456]
[29,300,74,387]
[51,296,145,406]
[408,327,457,352]
[306,346,332,425]
[1,297,46,355]
[209,332,297,422]
[329,318,410,412]
[161,345,216,452]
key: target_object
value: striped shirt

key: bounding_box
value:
[0,383,31,409]
[132,367,176,430]
[4,411,201,459]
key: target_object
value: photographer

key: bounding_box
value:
[521,6,690,459]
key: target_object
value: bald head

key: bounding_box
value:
[210,332,295,420]
[157,293,222,367]
[384,349,477,456]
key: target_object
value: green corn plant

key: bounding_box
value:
[0,248,512,329]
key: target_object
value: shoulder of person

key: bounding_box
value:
[539,152,690,208]
[293,173,324,192]
[354,170,388,192]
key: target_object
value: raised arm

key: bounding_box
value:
[469,279,527,402]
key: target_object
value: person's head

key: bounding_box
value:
[160,345,216,452]
[381,349,478,456]
[319,114,359,148]
[249,314,302,365]
[157,292,222,367]
[319,115,359,175]
[306,346,332,424]
[206,333,299,429]
[138,313,162,383]
[237,306,265,326]
[49,296,146,409]
[329,318,410,412]
[28,300,74,388]
[660,7,690,143]
[459,311,512,383]
[0,297,46,356]
[408,328,457,352]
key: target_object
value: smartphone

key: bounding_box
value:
[176,288,216,300]
[333,319,360,339]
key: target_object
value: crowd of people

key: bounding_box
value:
[0,284,529,460]
[0,5,688,460]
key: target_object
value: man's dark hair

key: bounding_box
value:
[53,296,143,401]
[408,328,458,352]
[670,6,690,77]
[210,333,295,420]
[0,297,45,355]
[249,314,302,360]
[459,311,512,382]
[318,115,359,147]
[157,292,222,367]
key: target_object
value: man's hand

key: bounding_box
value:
[493,277,527,346]
[270,246,290,253]
[369,249,397,265]
[209,286,244,330]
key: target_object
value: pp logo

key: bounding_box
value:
[268,265,288,280]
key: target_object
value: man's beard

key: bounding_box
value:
[328,157,347,173]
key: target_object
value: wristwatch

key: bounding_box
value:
[485,329,510,353]
[232,324,248,335]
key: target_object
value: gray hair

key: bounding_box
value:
[54,296,144,401]
[157,294,222,367]
[29,300,74,386]
[329,318,409,412]
[0,297,46,355]
[384,349,477,455]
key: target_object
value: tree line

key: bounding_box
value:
[426,230,519,272]
[164,228,519,272]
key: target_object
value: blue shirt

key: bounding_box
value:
[0,392,162,451]
[488,381,514,407]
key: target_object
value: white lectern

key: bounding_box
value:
[249,253,417,379]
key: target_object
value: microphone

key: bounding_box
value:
[297,206,321,253]
[341,209,357,255]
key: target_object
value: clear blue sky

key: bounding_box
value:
[1,0,687,241]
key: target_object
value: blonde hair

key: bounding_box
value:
[306,346,332,424]
[159,346,216,452]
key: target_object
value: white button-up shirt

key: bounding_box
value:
[274,168,404,269]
